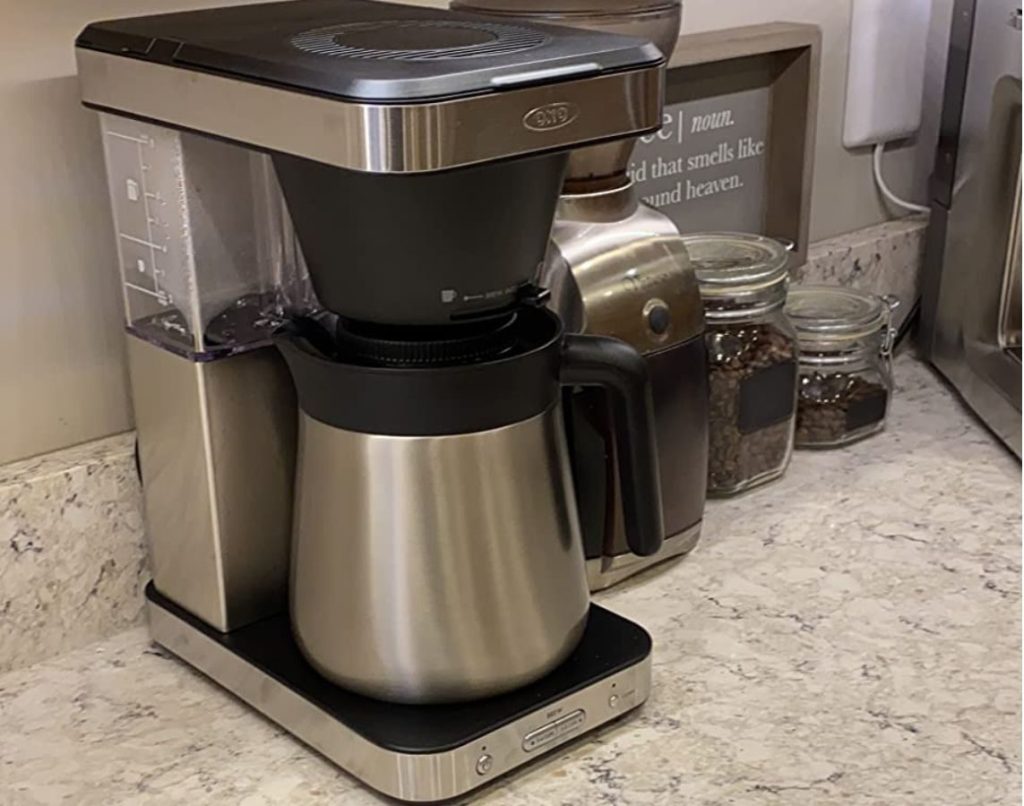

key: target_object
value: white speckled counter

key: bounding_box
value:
[1,353,1019,805]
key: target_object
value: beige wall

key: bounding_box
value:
[681,0,953,241]
[0,0,951,464]
[0,0,268,465]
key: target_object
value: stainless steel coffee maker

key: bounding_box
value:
[78,0,672,800]
[452,0,710,590]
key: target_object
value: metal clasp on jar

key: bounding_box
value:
[880,295,901,357]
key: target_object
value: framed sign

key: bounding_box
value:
[629,23,821,266]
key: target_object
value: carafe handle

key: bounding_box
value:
[560,334,664,557]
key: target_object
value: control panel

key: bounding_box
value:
[522,709,587,753]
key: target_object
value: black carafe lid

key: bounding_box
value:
[275,307,564,436]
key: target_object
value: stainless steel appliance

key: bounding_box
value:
[77,0,670,799]
[551,187,707,589]
[452,0,709,589]
[922,0,1022,456]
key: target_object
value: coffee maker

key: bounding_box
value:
[452,0,710,590]
[78,0,672,800]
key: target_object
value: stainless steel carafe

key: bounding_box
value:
[276,307,663,703]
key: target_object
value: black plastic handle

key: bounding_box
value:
[560,334,664,558]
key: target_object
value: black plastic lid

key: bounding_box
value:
[76,0,663,102]
[275,307,565,436]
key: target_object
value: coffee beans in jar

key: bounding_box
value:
[795,373,889,446]
[785,286,896,449]
[684,232,798,496]
[707,321,797,492]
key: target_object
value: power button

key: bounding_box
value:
[645,301,671,335]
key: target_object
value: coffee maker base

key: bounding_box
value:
[587,521,702,591]
[145,584,652,803]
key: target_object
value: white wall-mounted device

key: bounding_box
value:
[843,0,933,148]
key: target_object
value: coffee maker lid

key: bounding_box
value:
[76,0,665,172]
[76,0,662,102]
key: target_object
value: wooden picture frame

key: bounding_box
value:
[638,23,821,268]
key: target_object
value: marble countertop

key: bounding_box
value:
[1,353,1019,806]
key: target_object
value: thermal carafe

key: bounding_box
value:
[278,306,663,703]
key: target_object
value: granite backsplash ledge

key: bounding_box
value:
[0,434,147,673]
[796,214,928,324]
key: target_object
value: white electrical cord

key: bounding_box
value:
[873,142,930,214]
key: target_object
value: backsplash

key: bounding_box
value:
[797,214,927,324]
[0,435,146,673]
[0,215,928,674]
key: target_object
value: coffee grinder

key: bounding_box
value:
[77,1,672,800]
[452,0,710,591]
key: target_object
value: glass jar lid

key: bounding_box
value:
[682,232,790,297]
[785,285,892,342]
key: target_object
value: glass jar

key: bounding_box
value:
[685,232,799,496]
[785,286,897,448]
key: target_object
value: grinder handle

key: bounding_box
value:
[560,334,664,558]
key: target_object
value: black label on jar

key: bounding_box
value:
[845,385,888,432]
[738,360,797,434]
